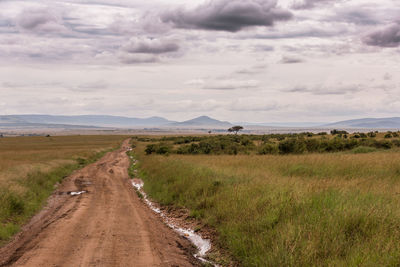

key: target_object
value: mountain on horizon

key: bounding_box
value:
[326,117,400,129]
[0,115,175,128]
[169,116,232,128]
[0,114,232,129]
[4,114,400,130]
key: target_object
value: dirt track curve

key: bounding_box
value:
[0,139,199,267]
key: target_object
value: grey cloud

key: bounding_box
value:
[122,38,179,54]
[0,15,14,30]
[253,45,274,52]
[16,8,66,33]
[118,37,179,64]
[161,0,293,32]
[203,79,260,90]
[235,64,267,74]
[185,78,260,90]
[384,73,392,81]
[244,25,348,40]
[291,0,343,10]
[363,23,400,48]
[286,84,363,95]
[332,8,379,25]
[119,53,159,64]
[70,80,109,92]
[280,56,304,64]
[108,13,171,36]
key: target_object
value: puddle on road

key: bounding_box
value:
[132,179,216,265]
[68,191,87,196]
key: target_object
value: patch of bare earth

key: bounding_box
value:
[0,140,200,267]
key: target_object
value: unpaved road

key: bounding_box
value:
[0,140,199,267]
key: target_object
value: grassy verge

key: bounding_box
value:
[0,136,126,245]
[135,145,400,266]
[127,150,138,179]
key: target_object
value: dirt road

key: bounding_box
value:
[0,140,199,267]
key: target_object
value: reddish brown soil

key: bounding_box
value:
[0,140,199,267]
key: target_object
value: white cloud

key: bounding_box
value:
[0,0,399,123]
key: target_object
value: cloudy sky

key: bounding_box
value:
[0,0,399,123]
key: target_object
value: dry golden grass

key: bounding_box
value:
[170,150,400,196]
[0,135,127,186]
[135,140,400,266]
[0,135,128,244]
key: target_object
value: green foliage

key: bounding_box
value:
[144,132,400,156]
[258,143,279,155]
[351,146,378,154]
[385,133,393,138]
[127,150,138,178]
[278,138,306,154]
[76,157,87,165]
[331,129,349,135]
[145,143,172,155]
[228,125,244,134]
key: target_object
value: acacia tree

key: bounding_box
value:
[228,126,244,135]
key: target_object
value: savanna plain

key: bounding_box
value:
[3,132,400,266]
[133,132,400,266]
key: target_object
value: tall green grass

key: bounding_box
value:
[136,149,400,266]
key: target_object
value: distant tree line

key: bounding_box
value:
[141,131,400,155]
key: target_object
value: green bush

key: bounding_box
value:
[145,143,172,155]
[258,143,279,155]
[145,132,399,156]
[278,138,306,154]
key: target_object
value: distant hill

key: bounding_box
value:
[0,115,232,129]
[326,117,400,128]
[0,115,174,128]
[0,122,99,129]
[169,116,232,128]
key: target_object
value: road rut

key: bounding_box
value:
[0,140,198,267]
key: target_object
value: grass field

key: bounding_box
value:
[0,135,127,244]
[134,139,400,266]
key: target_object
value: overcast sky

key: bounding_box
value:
[0,0,399,123]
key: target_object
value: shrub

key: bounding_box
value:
[145,144,156,155]
[279,138,306,154]
[258,143,279,155]
[331,129,349,135]
[145,143,172,155]
[304,138,320,152]
[385,133,393,139]
[392,139,400,147]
